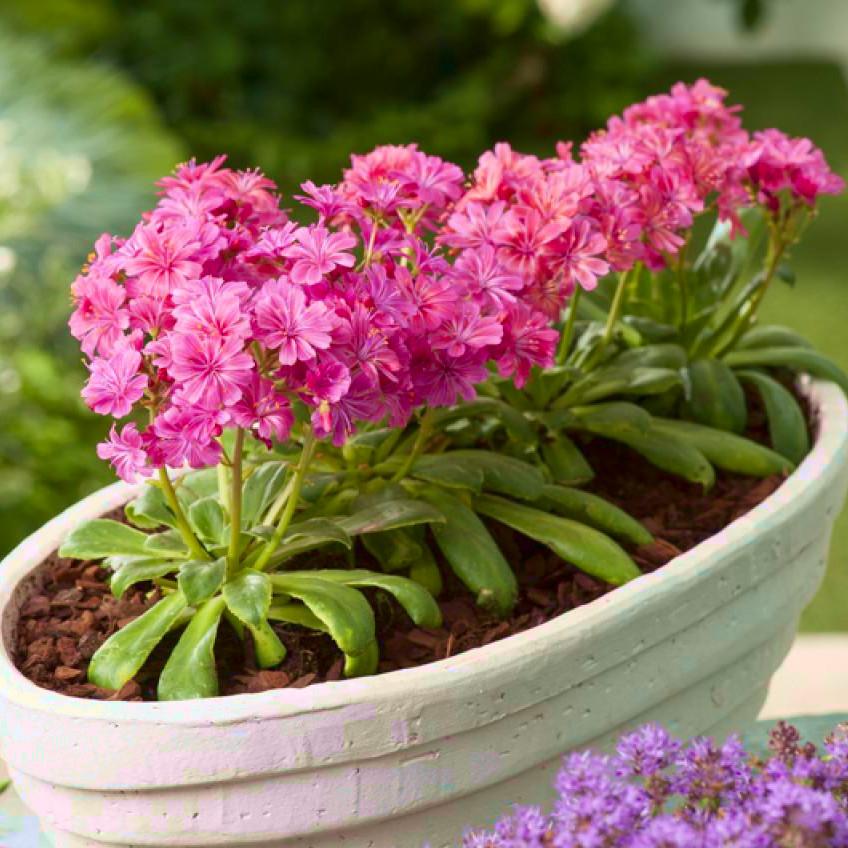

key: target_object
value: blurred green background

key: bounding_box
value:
[0,0,845,629]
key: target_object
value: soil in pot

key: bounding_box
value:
[10,385,806,702]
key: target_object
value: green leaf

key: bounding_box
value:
[684,359,748,434]
[421,489,517,617]
[259,517,354,563]
[223,569,273,629]
[307,570,442,629]
[571,402,652,439]
[59,519,152,560]
[0,778,10,794]
[282,517,353,547]
[157,596,226,701]
[269,574,376,658]
[540,485,652,546]
[248,618,287,669]
[222,569,284,668]
[612,343,688,370]
[144,529,190,558]
[409,543,444,597]
[735,370,810,465]
[268,602,328,632]
[541,436,595,486]
[737,325,813,351]
[616,429,716,489]
[433,398,537,445]
[724,347,848,396]
[337,499,446,536]
[241,462,288,526]
[187,497,226,546]
[475,494,642,586]
[110,558,177,599]
[560,366,681,406]
[88,591,188,691]
[650,418,795,477]
[344,640,379,677]
[362,528,424,572]
[125,484,175,530]
[178,558,226,606]
[437,450,545,501]
[409,453,485,492]
[176,468,219,508]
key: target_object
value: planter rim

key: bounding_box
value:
[1,378,845,726]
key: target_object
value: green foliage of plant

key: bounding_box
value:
[0,25,183,554]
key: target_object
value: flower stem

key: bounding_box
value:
[723,227,787,352]
[158,467,209,561]
[601,270,629,349]
[556,286,582,364]
[252,429,317,573]
[226,429,245,579]
[390,408,435,483]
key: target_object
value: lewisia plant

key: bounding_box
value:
[60,80,848,700]
[61,146,572,698]
[462,721,848,847]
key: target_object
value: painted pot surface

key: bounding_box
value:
[1,381,846,848]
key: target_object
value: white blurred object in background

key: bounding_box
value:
[626,0,848,73]
[538,0,616,34]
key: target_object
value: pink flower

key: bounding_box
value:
[253,278,336,366]
[69,273,130,358]
[97,424,151,482]
[412,350,489,407]
[442,201,510,250]
[122,222,202,297]
[496,303,559,387]
[452,245,525,308]
[282,225,357,286]
[171,277,251,340]
[306,359,351,404]
[295,181,353,219]
[398,152,465,209]
[310,373,382,446]
[496,208,563,277]
[230,375,294,446]
[81,347,147,418]
[335,304,401,384]
[169,333,254,407]
[744,129,845,206]
[553,219,611,292]
[431,303,504,358]
[151,406,223,468]
[398,268,457,333]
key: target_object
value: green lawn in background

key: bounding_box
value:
[656,60,848,631]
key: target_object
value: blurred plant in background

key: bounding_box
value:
[0,0,654,193]
[0,25,182,552]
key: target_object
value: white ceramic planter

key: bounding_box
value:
[1,381,847,848]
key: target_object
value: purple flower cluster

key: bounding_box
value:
[463,722,848,847]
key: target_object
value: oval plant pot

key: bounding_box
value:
[1,380,847,848]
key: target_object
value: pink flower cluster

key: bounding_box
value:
[743,128,845,212]
[445,79,844,288]
[71,149,559,481]
[70,80,844,483]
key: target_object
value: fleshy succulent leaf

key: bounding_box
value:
[475,494,642,586]
[88,591,188,691]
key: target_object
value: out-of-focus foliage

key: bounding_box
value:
[0,24,183,553]
[2,0,654,192]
